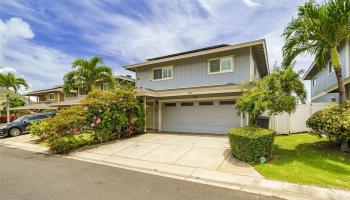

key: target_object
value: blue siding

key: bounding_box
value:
[312,93,339,103]
[311,42,348,98]
[135,48,251,90]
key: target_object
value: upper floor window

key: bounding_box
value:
[152,66,173,81]
[208,56,234,74]
[103,83,109,91]
[312,77,317,87]
[328,61,334,74]
[49,93,55,100]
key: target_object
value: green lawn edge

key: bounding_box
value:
[253,133,350,190]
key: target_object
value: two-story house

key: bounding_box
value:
[19,75,134,110]
[303,39,350,102]
[124,39,269,134]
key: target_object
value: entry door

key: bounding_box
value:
[146,102,153,129]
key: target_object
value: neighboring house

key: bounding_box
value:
[17,75,134,110]
[124,39,269,134]
[303,39,350,103]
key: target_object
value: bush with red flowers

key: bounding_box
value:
[81,86,145,142]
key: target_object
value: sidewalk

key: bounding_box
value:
[1,134,349,200]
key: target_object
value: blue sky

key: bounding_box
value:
[0,0,313,97]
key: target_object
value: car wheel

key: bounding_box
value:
[9,128,22,137]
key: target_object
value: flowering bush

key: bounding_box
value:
[306,102,350,150]
[81,87,145,142]
[29,106,87,140]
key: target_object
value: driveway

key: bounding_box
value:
[81,132,260,177]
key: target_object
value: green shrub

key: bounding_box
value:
[49,106,86,137]
[82,87,145,140]
[28,119,52,141]
[306,102,350,146]
[48,133,94,153]
[228,126,275,162]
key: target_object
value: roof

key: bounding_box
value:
[136,84,244,98]
[114,75,135,82]
[10,103,58,110]
[22,85,63,96]
[303,61,318,80]
[49,98,83,107]
[123,39,269,76]
[147,44,229,61]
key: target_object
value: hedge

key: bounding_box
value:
[228,126,275,162]
[48,133,94,153]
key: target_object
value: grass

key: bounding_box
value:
[254,133,350,190]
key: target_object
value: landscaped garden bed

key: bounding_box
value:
[253,133,350,190]
[29,87,145,153]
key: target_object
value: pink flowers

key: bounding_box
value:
[96,118,101,125]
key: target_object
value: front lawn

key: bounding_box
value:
[254,133,350,190]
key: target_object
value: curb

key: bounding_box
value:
[1,141,349,200]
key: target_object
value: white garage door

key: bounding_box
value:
[162,100,241,134]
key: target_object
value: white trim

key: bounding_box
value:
[152,99,156,129]
[208,56,234,75]
[125,39,266,69]
[311,91,328,101]
[312,77,317,87]
[158,96,239,103]
[152,66,173,81]
[143,97,147,132]
[158,102,162,132]
[249,47,254,81]
[49,93,55,100]
[327,60,334,75]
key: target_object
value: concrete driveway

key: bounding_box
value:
[82,132,260,177]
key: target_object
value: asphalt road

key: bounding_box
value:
[0,146,281,200]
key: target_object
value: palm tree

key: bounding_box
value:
[0,72,28,122]
[283,0,350,106]
[63,56,115,95]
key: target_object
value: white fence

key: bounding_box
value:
[269,103,328,134]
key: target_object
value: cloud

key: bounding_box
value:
[0,0,314,99]
[243,0,261,7]
[0,17,73,91]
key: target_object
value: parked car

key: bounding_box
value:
[0,112,55,137]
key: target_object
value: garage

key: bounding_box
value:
[162,100,241,134]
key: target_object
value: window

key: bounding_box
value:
[181,102,194,106]
[312,77,317,87]
[153,66,173,80]
[209,56,233,74]
[219,101,235,105]
[49,93,55,100]
[103,83,109,91]
[199,101,213,106]
[164,103,176,107]
[328,61,334,74]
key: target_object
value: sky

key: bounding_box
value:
[0,0,314,99]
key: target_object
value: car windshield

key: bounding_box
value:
[12,116,29,123]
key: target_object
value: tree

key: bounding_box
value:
[236,65,307,125]
[0,72,28,122]
[1,97,26,112]
[307,102,350,152]
[283,0,350,106]
[63,56,115,95]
